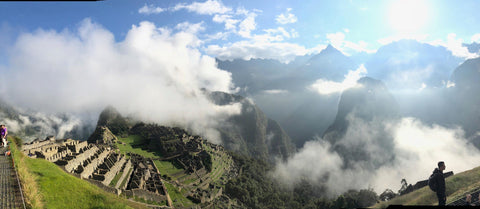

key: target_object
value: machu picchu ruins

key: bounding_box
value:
[21,123,238,207]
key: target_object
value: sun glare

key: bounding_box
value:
[388,0,430,34]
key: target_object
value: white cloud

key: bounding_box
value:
[205,31,230,41]
[213,14,239,30]
[307,44,328,55]
[238,12,257,38]
[262,89,288,94]
[472,33,480,43]
[173,0,231,15]
[446,81,456,88]
[273,116,480,195]
[2,19,241,144]
[252,27,296,42]
[138,4,165,15]
[378,34,479,59]
[377,34,429,45]
[418,83,427,91]
[326,32,376,55]
[386,65,434,90]
[205,41,309,64]
[326,32,346,49]
[429,33,479,59]
[175,21,206,35]
[309,64,367,95]
[275,8,298,25]
[0,109,89,142]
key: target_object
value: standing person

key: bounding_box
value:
[1,125,7,148]
[433,161,446,206]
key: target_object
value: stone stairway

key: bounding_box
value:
[0,147,25,209]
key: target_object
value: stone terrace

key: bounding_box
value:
[23,139,169,205]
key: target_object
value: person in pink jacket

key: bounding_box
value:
[1,125,8,148]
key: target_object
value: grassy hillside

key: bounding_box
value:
[10,136,148,209]
[375,166,480,207]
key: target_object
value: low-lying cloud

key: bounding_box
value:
[309,64,367,95]
[0,109,90,142]
[273,116,480,196]
[0,18,241,143]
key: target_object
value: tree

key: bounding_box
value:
[334,195,347,209]
[398,178,408,194]
[356,189,378,207]
[379,189,397,201]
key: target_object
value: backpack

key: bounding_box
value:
[428,172,437,192]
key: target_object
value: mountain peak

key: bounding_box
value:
[321,44,342,55]
[309,44,347,61]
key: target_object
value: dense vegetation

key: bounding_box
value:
[225,152,378,209]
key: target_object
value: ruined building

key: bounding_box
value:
[22,137,169,204]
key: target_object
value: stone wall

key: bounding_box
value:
[102,155,126,186]
[67,140,88,153]
[116,159,132,189]
[22,139,52,151]
[65,145,99,173]
[85,178,120,195]
[125,189,167,203]
[81,148,110,179]
[45,149,71,162]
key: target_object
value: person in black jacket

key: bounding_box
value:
[433,161,446,205]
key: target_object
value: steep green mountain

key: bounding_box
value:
[322,77,399,168]
[207,91,296,161]
[448,57,480,146]
[94,105,131,137]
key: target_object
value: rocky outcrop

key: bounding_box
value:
[208,91,296,162]
[95,106,130,137]
[87,126,118,144]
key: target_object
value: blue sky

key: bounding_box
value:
[1,0,480,63]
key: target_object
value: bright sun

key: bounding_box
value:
[388,0,430,34]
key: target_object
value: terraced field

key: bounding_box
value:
[115,134,236,208]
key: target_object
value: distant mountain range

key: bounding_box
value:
[365,39,463,89]
[216,39,478,149]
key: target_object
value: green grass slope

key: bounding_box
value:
[11,137,148,209]
[375,166,480,208]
